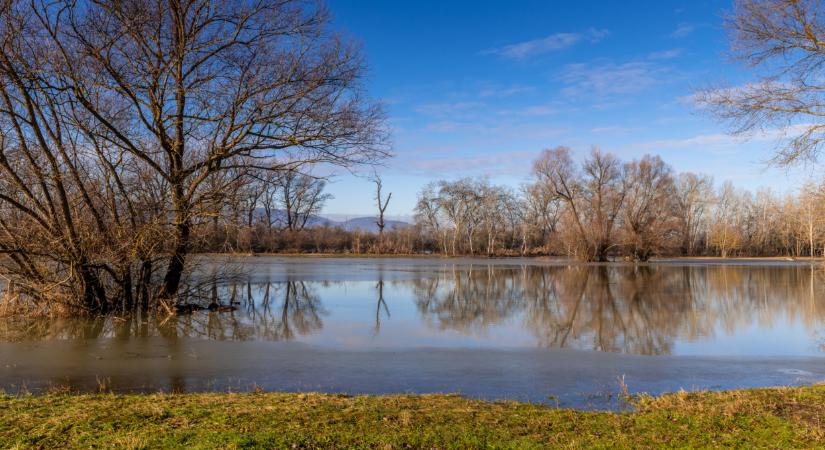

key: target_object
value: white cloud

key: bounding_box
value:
[487,33,581,59]
[422,120,566,140]
[478,84,535,98]
[644,132,750,149]
[425,121,463,132]
[586,27,611,42]
[398,150,538,176]
[590,126,641,134]
[558,61,667,96]
[677,81,794,108]
[648,48,683,60]
[415,101,485,117]
[639,124,817,150]
[483,28,609,60]
[494,104,559,117]
[519,105,558,116]
[671,23,696,38]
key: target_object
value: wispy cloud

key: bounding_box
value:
[643,132,750,150]
[478,83,535,98]
[492,103,560,117]
[483,28,609,60]
[648,48,683,60]
[677,81,792,108]
[558,61,667,96]
[422,120,567,140]
[671,23,696,38]
[398,150,538,176]
[590,125,642,134]
[424,121,463,133]
[587,28,611,42]
[415,101,485,118]
[516,105,558,116]
[639,124,816,150]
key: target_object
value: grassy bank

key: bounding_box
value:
[2,387,825,449]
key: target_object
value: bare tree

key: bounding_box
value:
[478,181,509,256]
[797,181,824,258]
[710,182,749,257]
[435,179,479,255]
[522,181,562,250]
[695,0,825,166]
[621,155,678,261]
[371,173,392,239]
[533,147,626,261]
[414,182,447,254]
[0,0,388,312]
[258,171,283,230]
[674,173,714,255]
[276,170,332,232]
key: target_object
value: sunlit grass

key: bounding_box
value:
[2,385,824,448]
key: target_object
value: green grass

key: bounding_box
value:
[2,386,824,449]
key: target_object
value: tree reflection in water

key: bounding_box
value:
[2,264,824,355]
[0,280,326,342]
[410,264,825,355]
[374,278,390,335]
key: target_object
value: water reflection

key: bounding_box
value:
[2,263,825,356]
[2,280,327,343]
[408,264,825,355]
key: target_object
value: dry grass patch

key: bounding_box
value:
[1,387,824,448]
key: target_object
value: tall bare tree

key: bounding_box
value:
[276,170,332,232]
[621,155,678,261]
[674,173,714,255]
[533,147,626,261]
[522,181,562,250]
[414,182,447,254]
[0,0,388,312]
[695,0,825,166]
[371,173,392,239]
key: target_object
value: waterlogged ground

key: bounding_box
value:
[2,256,825,409]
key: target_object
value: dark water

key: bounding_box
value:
[2,257,825,409]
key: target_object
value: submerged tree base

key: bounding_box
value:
[2,386,824,448]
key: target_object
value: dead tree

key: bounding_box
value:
[372,173,392,245]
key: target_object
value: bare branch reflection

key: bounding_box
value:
[412,264,825,355]
[2,264,824,356]
[374,279,390,335]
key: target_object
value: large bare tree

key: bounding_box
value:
[621,155,678,261]
[533,147,627,261]
[695,0,825,166]
[0,0,388,312]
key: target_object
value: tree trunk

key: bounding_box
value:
[139,259,153,311]
[79,263,108,313]
[159,220,190,300]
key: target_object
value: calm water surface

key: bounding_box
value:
[2,257,825,409]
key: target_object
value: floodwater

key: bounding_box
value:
[2,256,825,409]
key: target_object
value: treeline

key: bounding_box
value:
[203,147,825,261]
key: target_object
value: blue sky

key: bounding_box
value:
[320,0,814,219]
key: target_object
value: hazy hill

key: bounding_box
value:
[255,209,411,233]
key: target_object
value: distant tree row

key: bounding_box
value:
[412,147,825,260]
[203,147,825,261]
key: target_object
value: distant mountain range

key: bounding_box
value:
[257,209,411,233]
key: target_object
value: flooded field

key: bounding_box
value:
[2,257,824,409]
